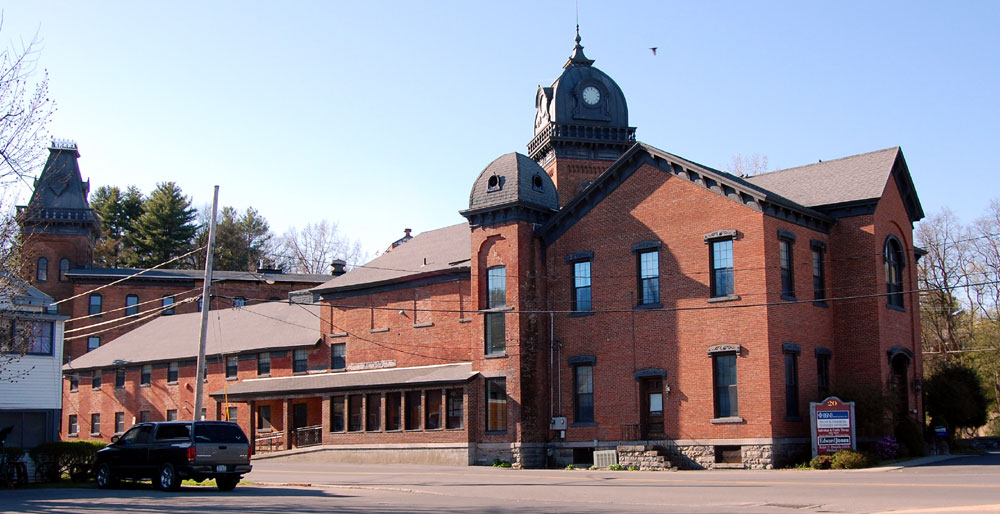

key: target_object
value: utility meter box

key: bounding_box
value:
[550,417,568,430]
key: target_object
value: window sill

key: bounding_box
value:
[458,318,472,323]
[707,295,740,303]
[70,389,78,393]
[413,322,434,329]
[569,311,595,317]
[140,383,150,388]
[634,303,662,311]
[780,294,797,302]
[484,353,508,359]
[226,377,238,381]
[480,306,515,314]
[812,300,828,308]
[90,432,101,437]
[293,371,307,375]
[329,332,348,338]
[370,327,390,334]
[331,368,346,372]
[570,422,597,428]
[67,433,79,438]
[167,381,178,386]
[710,416,745,424]
[887,304,906,312]
[257,374,271,378]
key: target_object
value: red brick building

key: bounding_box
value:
[56,33,923,469]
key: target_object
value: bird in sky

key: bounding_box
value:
[650,47,658,56]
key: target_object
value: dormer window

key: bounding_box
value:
[487,174,504,193]
[531,174,544,192]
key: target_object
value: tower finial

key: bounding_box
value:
[565,23,594,68]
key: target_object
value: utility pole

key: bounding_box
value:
[193,185,219,421]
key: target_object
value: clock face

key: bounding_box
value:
[582,86,601,106]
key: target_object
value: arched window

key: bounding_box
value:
[885,236,905,308]
[36,257,48,282]
[59,259,70,281]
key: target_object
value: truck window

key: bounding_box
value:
[155,423,192,441]
[194,424,249,443]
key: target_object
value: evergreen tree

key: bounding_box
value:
[194,206,274,271]
[91,185,144,267]
[127,182,198,268]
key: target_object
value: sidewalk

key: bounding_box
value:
[869,453,963,471]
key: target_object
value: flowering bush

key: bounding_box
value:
[876,436,900,460]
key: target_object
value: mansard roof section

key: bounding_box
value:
[28,143,91,211]
[62,301,321,371]
[538,143,834,246]
[745,147,923,222]
[311,223,471,297]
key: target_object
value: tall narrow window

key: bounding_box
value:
[784,344,800,419]
[226,356,238,378]
[812,244,826,302]
[69,373,79,392]
[366,393,381,431]
[161,296,175,315]
[257,352,271,376]
[59,258,70,281]
[779,237,795,299]
[140,364,151,385]
[330,396,345,432]
[36,257,48,282]
[166,409,178,421]
[125,295,139,316]
[405,391,422,430]
[293,349,308,373]
[257,405,272,431]
[227,406,237,422]
[485,266,506,355]
[87,337,100,352]
[115,412,125,433]
[486,378,507,432]
[816,349,832,400]
[425,390,443,430]
[385,392,402,431]
[68,414,79,435]
[709,239,734,297]
[139,411,151,423]
[885,236,905,309]
[572,260,592,311]
[637,250,659,305]
[331,343,346,370]
[167,361,179,383]
[446,389,464,429]
[712,352,738,418]
[91,370,102,389]
[348,395,363,432]
[115,368,126,388]
[89,294,102,316]
[90,413,101,435]
[574,365,594,423]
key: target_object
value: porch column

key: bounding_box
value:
[284,398,293,450]
[321,396,330,444]
[249,400,257,453]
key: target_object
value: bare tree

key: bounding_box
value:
[917,209,974,359]
[726,153,769,177]
[279,220,367,274]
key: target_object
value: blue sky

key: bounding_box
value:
[3,1,998,255]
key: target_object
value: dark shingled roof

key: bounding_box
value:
[311,223,470,295]
[63,302,320,371]
[744,147,901,209]
[211,362,475,399]
[466,152,558,212]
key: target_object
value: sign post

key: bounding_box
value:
[810,396,856,457]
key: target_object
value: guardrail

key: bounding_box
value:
[293,425,323,448]
[254,431,284,454]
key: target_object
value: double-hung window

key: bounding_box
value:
[258,352,271,376]
[293,349,308,373]
[885,236,905,309]
[783,344,801,419]
[331,343,346,370]
[811,241,826,303]
[89,294,102,316]
[167,361,179,383]
[485,266,506,355]
[816,348,832,400]
[92,370,102,389]
[226,356,238,378]
[779,231,796,299]
[486,377,507,432]
[115,368,126,388]
[36,257,48,282]
[712,351,739,419]
[572,260,592,311]
[637,249,659,306]
[708,237,735,297]
[87,337,100,352]
[125,295,139,316]
[161,296,175,315]
[574,365,594,423]
[140,364,151,385]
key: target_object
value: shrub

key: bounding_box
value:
[565,464,575,470]
[809,455,832,469]
[29,440,107,480]
[608,464,625,471]
[830,450,868,469]
[875,436,900,460]
[627,465,639,471]
[491,458,512,468]
[925,363,989,442]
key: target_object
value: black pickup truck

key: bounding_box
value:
[94,421,252,491]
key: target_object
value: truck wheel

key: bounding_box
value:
[216,476,239,491]
[95,463,119,489]
[157,464,180,491]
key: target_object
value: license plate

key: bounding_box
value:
[216,465,227,472]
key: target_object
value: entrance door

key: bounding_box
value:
[293,403,308,430]
[640,378,664,439]
[891,355,910,418]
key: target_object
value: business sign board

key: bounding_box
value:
[810,396,856,456]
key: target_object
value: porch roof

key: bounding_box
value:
[211,362,476,400]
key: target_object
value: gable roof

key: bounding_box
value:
[63,301,320,371]
[311,223,471,296]
[538,143,835,245]
[744,146,923,222]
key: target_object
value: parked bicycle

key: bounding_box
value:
[0,425,28,488]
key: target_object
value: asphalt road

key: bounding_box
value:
[2,452,998,513]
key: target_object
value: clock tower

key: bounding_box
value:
[528,28,636,206]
